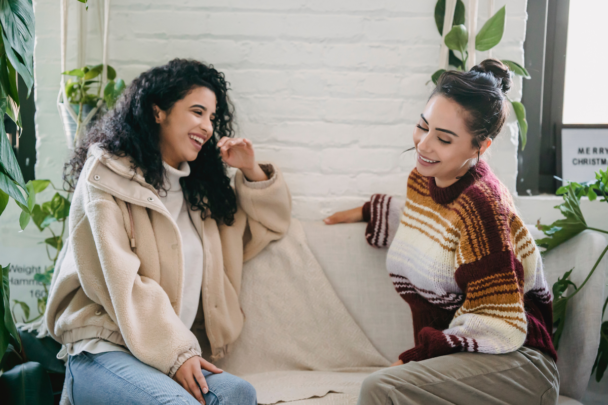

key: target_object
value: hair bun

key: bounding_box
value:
[471,59,512,94]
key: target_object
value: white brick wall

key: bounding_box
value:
[30,0,528,220]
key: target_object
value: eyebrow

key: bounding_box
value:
[191,104,207,111]
[420,114,459,137]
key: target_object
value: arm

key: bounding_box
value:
[397,250,527,364]
[218,137,291,261]
[362,194,404,248]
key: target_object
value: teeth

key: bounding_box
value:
[189,134,204,145]
[420,155,439,163]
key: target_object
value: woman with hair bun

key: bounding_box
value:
[325,59,559,404]
[46,58,291,404]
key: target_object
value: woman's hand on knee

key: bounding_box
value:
[173,356,223,404]
[324,206,364,225]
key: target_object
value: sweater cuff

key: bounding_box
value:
[167,348,201,378]
[362,201,371,222]
[241,163,277,190]
[398,345,423,364]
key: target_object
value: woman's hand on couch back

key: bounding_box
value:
[323,206,364,225]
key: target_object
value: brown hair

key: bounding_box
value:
[432,59,512,149]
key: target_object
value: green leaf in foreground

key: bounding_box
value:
[434,0,466,35]
[444,24,468,55]
[502,60,531,79]
[475,5,506,51]
[511,101,528,151]
[536,183,587,252]
[1,264,21,358]
[592,297,608,382]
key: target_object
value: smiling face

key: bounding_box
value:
[155,86,217,169]
[413,95,491,188]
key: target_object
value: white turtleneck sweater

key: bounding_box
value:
[62,161,204,359]
[159,161,204,329]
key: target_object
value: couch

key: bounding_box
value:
[300,222,607,405]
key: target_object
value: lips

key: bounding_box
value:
[417,153,440,166]
[189,133,206,150]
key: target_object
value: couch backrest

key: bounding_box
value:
[301,221,607,401]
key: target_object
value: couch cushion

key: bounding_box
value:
[302,222,412,362]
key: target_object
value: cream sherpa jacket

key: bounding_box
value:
[45,144,291,377]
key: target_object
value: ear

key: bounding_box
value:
[479,138,492,156]
[152,104,165,124]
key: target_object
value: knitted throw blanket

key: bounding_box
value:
[362,161,557,364]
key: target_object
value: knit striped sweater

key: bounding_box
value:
[362,161,557,364]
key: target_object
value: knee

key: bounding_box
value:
[359,371,392,404]
[222,377,257,405]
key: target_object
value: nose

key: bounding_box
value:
[416,131,432,153]
[200,116,213,135]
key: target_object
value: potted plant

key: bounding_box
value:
[536,168,608,381]
[58,63,125,148]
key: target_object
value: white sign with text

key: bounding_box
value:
[562,127,608,184]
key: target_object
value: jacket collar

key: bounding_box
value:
[86,144,168,212]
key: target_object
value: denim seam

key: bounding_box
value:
[82,353,168,405]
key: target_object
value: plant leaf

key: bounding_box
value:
[29,179,50,194]
[106,65,116,81]
[536,184,587,252]
[84,64,103,80]
[502,59,531,79]
[0,170,26,206]
[44,236,63,252]
[0,29,33,94]
[0,0,35,95]
[12,299,29,321]
[18,208,29,229]
[444,24,468,55]
[0,115,25,187]
[448,50,464,70]
[511,101,528,151]
[592,320,608,381]
[475,5,506,51]
[434,0,466,35]
[62,68,84,78]
[0,188,7,215]
[1,263,21,354]
[431,69,446,85]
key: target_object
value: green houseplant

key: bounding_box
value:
[0,0,38,363]
[59,63,125,147]
[536,168,608,381]
[432,0,530,150]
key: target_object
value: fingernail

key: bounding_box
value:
[203,387,209,394]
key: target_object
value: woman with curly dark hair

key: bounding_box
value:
[45,59,292,405]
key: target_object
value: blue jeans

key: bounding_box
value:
[64,351,257,405]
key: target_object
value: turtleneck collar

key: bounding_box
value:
[162,161,190,192]
[427,160,490,205]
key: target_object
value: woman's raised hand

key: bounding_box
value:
[173,356,223,404]
[218,137,268,182]
[323,206,364,225]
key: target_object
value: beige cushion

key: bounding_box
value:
[302,222,607,401]
[302,222,413,362]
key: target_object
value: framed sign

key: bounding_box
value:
[561,125,608,184]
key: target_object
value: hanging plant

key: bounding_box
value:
[432,2,530,150]
[59,64,125,148]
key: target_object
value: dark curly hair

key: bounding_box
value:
[64,58,238,225]
[432,59,511,149]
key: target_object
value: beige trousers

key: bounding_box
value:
[357,346,559,405]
